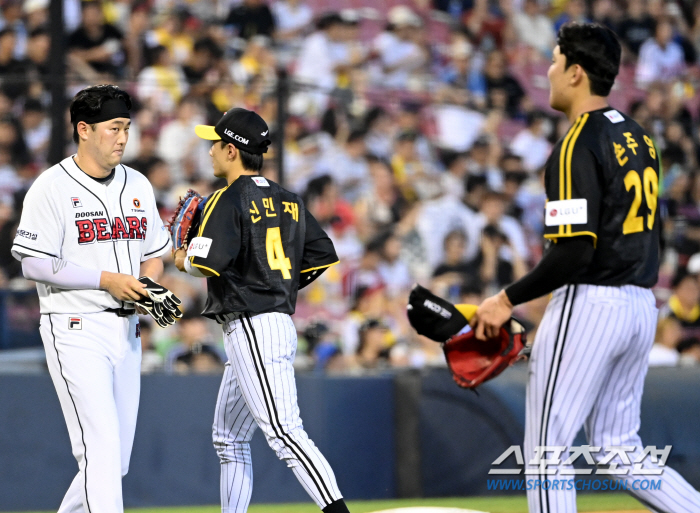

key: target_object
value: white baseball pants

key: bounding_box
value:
[525,284,700,512]
[40,312,141,513]
[213,312,343,512]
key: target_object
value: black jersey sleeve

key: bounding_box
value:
[188,189,241,277]
[544,114,602,244]
[299,209,339,289]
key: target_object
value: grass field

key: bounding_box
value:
[12,494,646,513]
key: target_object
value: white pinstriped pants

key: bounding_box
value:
[525,284,700,513]
[213,312,343,512]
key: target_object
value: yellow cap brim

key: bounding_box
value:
[455,304,478,322]
[194,125,221,141]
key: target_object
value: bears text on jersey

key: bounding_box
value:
[75,216,147,244]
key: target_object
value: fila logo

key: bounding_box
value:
[223,129,249,145]
[261,130,268,136]
[68,317,82,330]
[72,197,82,208]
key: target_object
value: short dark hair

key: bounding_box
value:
[220,141,264,172]
[70,84,132,144]
[557,22,621,97]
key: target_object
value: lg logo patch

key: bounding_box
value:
[68,317,82,330]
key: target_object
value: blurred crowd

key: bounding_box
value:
[1,0,700,373]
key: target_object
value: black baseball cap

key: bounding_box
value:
[195,108,272,155]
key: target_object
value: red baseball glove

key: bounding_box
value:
[167,189,204,251]
[407,284,529,389]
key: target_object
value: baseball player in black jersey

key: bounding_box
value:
[473,23,700,512]
[173,108,351,513]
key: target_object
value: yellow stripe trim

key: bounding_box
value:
[565,113,589,234]
[197,188,227,238]
[544,231,597,247]
[200,191,219,220]
[300,260,340,273]
[558,117,582,235]
[191,262,220,277]
[201,188,223,221]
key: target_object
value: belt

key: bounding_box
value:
[105,306,136,317]
[215,312,245,324]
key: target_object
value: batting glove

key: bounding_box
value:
[136,277,183,320]
[133,297,171,328]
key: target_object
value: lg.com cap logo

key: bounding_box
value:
[550,209,558,217]
[223,128,249,145]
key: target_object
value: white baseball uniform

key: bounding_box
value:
[11,156,171,513]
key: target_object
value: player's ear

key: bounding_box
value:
[570,64,586,88]
[228,143,238,162]
[76,121,91,142]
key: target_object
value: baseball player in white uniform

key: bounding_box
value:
[11,85,175,513]
[473,24,700,512]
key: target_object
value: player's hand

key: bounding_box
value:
[173,248,187,272]
[471,289,513,341]
[100,272,148,301]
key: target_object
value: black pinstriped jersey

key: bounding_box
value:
[189,175,338,318]
[543,107,660,288]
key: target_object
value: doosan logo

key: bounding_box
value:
[224,129,249,145]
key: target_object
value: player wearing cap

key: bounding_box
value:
[472,24,700,512]
[11,85,175,513]
[173,108,351,513]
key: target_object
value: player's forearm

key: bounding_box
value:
[504,237,595,306]
[140,257,164,282]
[184,257,212,278]
[22,256,102,290]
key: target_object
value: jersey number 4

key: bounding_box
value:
[623,167,658,235]
[266,227,292,279]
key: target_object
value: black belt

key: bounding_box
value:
[105,306,136,317]
[215,312,245,324]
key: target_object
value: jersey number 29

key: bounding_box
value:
[623,167,658,235]
[266,227,292,279]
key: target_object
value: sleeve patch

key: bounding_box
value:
[604,110,624,123]
[545,199,588,226]
[252,176,269,187]
[187,237,213,258]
